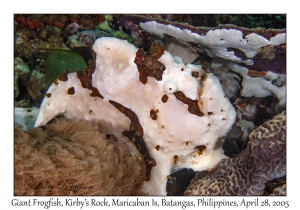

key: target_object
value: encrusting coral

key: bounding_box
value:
[138,20,286,111]
[184,110,286,196]
[14,118,146,196]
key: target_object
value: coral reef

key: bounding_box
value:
[184,111,286,196]
[14,25,67,62]
[14,14,139,108]
[119,14,286,29]
[25,70,45,100]
[14,57,45,104]
[14,14,104,31]
[138,20,286,73]
[65,22,82,35]
[14,14,286,197]
[67,30,99,48]
[14,118,146,196]
[203,63,241,99]
[226,63,285,111]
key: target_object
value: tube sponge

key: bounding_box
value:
[14,118,146,196]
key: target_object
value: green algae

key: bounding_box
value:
[45,49,87,87]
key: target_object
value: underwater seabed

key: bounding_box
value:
[14,14,286,196]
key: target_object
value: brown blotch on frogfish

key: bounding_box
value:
[134,48,166,84]
[109,100,157,181]
[173,91,204,117]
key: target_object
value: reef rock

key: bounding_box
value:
[34,37,236,195]
[184,110,286,196]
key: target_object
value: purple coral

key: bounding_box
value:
[65,22,82,35]
[68,30,98,48]
[119,20,140,38]
[184,111,286,196]
[77,30,97,46]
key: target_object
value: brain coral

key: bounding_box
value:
[184,110,286,196]
[14,118,146,196]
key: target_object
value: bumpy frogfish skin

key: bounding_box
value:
[35,37,236,195]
